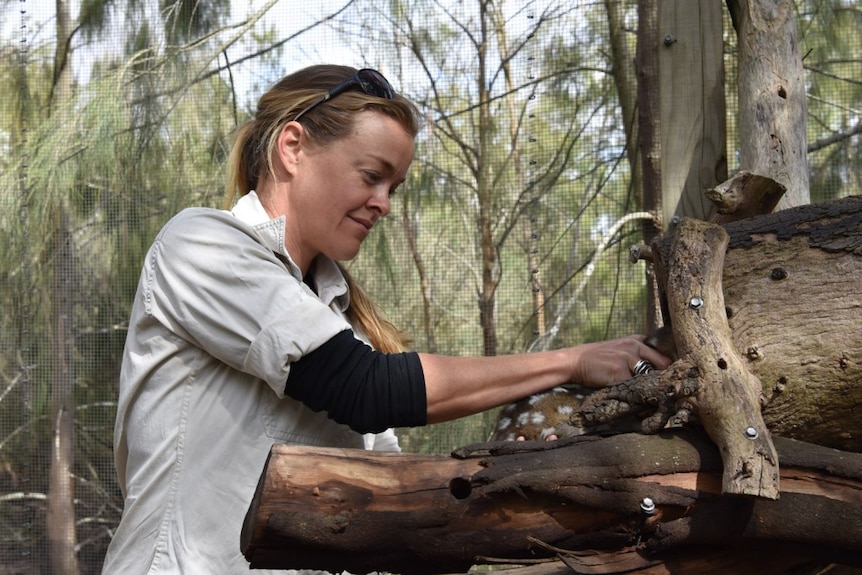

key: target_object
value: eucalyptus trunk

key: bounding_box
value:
[729,0,810,208]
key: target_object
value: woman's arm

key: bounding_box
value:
[420,335,671,424]
[285,331,671,433]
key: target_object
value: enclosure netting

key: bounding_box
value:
[1,0,860,572]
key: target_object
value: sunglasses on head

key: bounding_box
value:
[293,68,395,122]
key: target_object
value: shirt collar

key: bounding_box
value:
[230,191,349,310]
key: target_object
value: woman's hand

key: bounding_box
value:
[569,334,673,388]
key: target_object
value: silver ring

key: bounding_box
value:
[633,359,654,376]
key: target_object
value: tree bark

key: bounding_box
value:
[241,432,862,574]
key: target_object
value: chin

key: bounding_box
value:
[329,246,362,262]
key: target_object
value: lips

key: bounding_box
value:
[350,216,374,231]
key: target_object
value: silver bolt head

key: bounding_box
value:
[744,426,759,439]
[640,497,656,514]
[689,296,704,309]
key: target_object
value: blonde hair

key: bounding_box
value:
[224,65,419,353]
[342,267,412,353]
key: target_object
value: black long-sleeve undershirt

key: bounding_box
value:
[285,329,427,434]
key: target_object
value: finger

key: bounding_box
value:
[637,344,673,370]
[632,359,655,375]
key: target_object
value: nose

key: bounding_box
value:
[367,187,391,217]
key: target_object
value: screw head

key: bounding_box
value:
[640,497,656,515]
[744,426,759,440]
[689,296,704,309]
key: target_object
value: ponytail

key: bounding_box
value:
[339,264,411,354]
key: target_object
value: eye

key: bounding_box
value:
[363,171,383,185]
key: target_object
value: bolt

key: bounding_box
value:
[640,497,656,515]
[664,34,676,47]
[689,296,704,309]
[744,426,759,440]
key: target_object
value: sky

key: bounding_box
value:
[3,0,551,114]
[3,0,370,101]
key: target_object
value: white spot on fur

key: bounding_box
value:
[530,412,546,425]
[528,392,549,406]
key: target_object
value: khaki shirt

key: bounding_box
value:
[103,192,398,574]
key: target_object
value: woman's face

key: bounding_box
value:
[276,111,415,274]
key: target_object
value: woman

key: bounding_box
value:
[102,64,670,574]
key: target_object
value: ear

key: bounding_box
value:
[275,121,304,177]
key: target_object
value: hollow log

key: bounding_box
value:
[535,196,862,455]
[715,195,862,451]
[679,199,858,446]
[241,431,862,574]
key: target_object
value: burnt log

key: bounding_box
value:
[241,431,862,574]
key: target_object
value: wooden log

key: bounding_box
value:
[657,217,780,498]
[705,169,786,224]
[241,431,862,574]
[720,195,862,451]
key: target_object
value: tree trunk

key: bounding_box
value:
[47,206,80,575]
[476,1,498,358]
[636,0,663,332]
[731,0,810,207]
[47,3,80,571]
[241,432,862,574]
